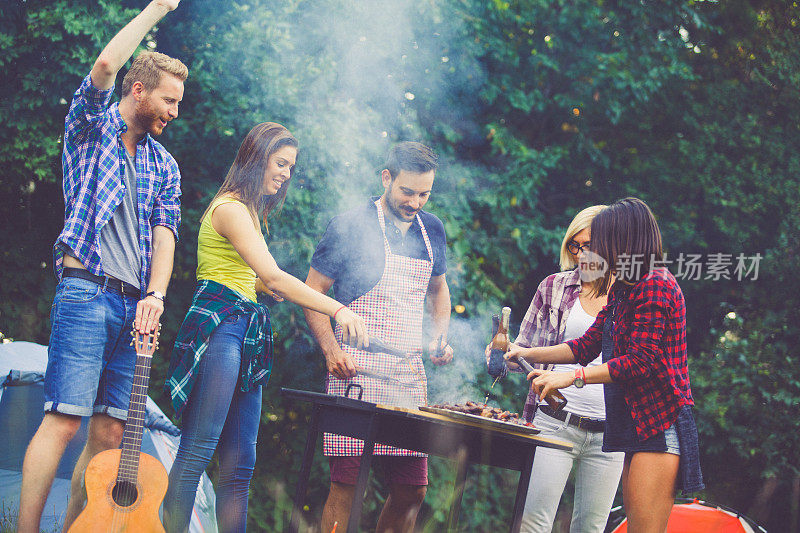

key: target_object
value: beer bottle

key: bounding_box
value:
[488,307,510,377]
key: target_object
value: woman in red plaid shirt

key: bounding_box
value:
[507,197,703,533]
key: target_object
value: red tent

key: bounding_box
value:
[610,499,766,533]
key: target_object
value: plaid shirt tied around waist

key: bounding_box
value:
[167,279,273,418]
[567,268,694,439]
[55,73,181,288]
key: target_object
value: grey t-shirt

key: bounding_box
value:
[100,147,141,288]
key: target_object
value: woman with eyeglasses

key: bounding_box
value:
[497,205,624,532]
[509,198,703,533]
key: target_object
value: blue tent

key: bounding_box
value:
[0,341,218,532]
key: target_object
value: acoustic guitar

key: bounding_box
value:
[68,326,167,532]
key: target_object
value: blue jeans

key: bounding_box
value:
[521,410,624,533]
[163,314,262,533]
[44,276,139,420]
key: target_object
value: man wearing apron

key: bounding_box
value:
[305,142,454,532]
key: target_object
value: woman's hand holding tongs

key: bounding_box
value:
[334,307,370,350]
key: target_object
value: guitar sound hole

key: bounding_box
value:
[111,480,138,507]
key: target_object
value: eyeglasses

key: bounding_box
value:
[567,241,591,255]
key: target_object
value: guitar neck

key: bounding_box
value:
[117,350,154,484]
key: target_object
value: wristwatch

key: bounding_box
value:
[146,290,165,302]
[573,367,586,388]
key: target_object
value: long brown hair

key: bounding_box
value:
[589,197,664,296]
[203,122,298,230]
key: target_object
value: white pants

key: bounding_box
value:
[520,410,624,533]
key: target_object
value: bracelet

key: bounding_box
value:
[333,304,346,321]
[146,290,165,302]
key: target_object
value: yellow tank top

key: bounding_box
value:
[196,197,258,302]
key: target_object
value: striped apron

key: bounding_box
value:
[324,199,433,456]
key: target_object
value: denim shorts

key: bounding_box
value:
[664,423,681,455]
[44,276,140,421]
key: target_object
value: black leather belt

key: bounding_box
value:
[539,404,605,432]
[62,267,140,298]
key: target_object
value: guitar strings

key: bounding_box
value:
[111,330,155,530]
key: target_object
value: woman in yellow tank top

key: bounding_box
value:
[164,122,369,532]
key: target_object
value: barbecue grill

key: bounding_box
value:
[282,387,572,533]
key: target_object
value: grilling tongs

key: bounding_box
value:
[354,336,428,390]
[506,354,568,412]
[354,366,420,389]
[364,335,446,359]
[363,336,408,358]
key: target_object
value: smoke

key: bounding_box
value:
[187,0,503,402]
[425,314,490,404]
[180,0,487,234]
[282,1,421,209]
[425,314,532,414]
[266,0,498,399]
[263,0,486,215]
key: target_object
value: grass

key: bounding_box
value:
[0,501,61,533]
[0,502,16,533]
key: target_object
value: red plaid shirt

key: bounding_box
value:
[566,268,694,439]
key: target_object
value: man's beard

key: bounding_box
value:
[134,98,164,137]
[386,197,416,222]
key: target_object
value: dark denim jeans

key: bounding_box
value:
[163,314,262,533]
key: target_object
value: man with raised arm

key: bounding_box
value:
[17,2,187,531]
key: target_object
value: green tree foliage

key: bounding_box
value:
[679,3,800,526]
[2,0,799,531]
[414,0,701,314]
[0,0,137,344]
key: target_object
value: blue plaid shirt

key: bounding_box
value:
[54,73,181,290]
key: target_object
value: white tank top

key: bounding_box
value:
[548,297,606,419]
